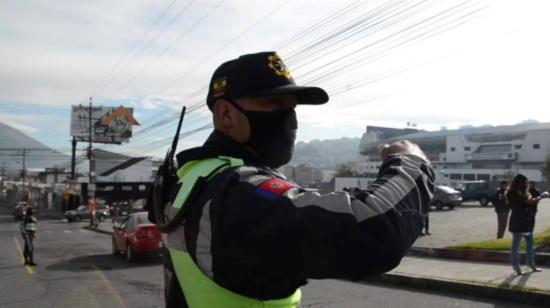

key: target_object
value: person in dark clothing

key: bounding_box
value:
[529,181,541,199]
[20,207,38,266]
[494,181,509,239]
[506,174,549,275]
[152,52,435,308]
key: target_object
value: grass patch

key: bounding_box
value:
[448,227,550,251]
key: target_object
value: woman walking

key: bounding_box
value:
[506,174,549,275]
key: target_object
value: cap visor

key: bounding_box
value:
[248,85,329,105]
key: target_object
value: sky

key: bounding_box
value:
[1,0,550,158]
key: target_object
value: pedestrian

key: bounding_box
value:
[506,174,549,275]
[529,181,541,199]
[20,206,38,266]
[494,180,510,239]
[421,212,431,235]
[150,51,435,308]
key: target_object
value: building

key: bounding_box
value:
[358,123,550,187]
[279,164,324,187]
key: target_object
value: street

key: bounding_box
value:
[0,208,545,308]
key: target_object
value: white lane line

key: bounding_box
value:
[80,229,90,233]
[63,230,71,233]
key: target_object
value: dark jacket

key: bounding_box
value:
[508,190,537,233]
[494,187,509,213]
[161,130,435,307]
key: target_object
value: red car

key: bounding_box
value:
[112,212,162,261]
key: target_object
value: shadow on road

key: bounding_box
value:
[45,253,162,272]
[497,272,534,289]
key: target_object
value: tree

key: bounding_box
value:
[541,155,550,181]
[335,163,354,177]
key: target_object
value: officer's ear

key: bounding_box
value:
[213,99,250,143]
[213,99,234,130]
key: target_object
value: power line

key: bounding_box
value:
[112,0,226,97]
[91,0,179,97]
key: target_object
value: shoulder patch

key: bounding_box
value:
[255,178,294,201]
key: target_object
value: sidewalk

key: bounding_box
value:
[373,256,550,305]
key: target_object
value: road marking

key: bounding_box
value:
[13,236,34,275]
[92,263,127,308]
[80,229,90,233]
[63,230,71,233]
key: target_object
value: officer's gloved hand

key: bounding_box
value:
[378,140,428,161]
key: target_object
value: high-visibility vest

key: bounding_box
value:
[166,156,301,308]
[24,220,37,232]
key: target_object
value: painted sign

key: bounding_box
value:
[70,105,140,144]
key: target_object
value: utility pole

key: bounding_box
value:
[71,136,77,180]
[21,149,27,191]
[88,97,97,227]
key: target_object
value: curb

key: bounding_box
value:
[408,247,550,266]
[366,272,550,306]
[83,225,113,236]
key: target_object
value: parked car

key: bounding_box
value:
[431,185,462,210]
[112,211,162,262]
[12,201,29,221]
[64,205,109,222]
[457,180,497,206]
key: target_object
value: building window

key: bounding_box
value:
[450,173,461,180]
[464,146,471,151]
[450,147,456,152]
[533,144,540,149]
[514,144,522,150]
[463,174,475,181]
[477,174,490,181]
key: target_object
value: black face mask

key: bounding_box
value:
[228,99,297,168]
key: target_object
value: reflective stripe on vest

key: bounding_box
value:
[170,249,301,308]
[25,222,36,232]
[168,156,301,308]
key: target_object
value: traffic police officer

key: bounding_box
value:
[153,51,435,307]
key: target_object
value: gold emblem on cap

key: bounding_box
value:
[267,54,292,80]
[212,77,227,97]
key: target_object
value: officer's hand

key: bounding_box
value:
[378,140,428,161]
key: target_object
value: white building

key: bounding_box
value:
[358,123,550,187]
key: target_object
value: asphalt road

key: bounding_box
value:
[0,206,545,308]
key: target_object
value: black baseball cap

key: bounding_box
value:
[206,51,329,110]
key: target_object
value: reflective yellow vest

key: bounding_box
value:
[166,156,301,308]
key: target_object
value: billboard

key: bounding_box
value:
[70,105,140,144]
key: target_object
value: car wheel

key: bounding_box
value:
[98,215,106,222]
[74,215,82,222]
[479,197,489,207]
[112,238,119,256]
[435,201,444,211]
[448,205,456,210]
[126,243,135,262]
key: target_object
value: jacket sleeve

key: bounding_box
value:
[221,154,435,281]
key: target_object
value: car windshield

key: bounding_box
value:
[76,206,87,211]
[136,212,151,225]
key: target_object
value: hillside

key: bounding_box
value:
[0,121,69,175]
[290,137,361,169]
